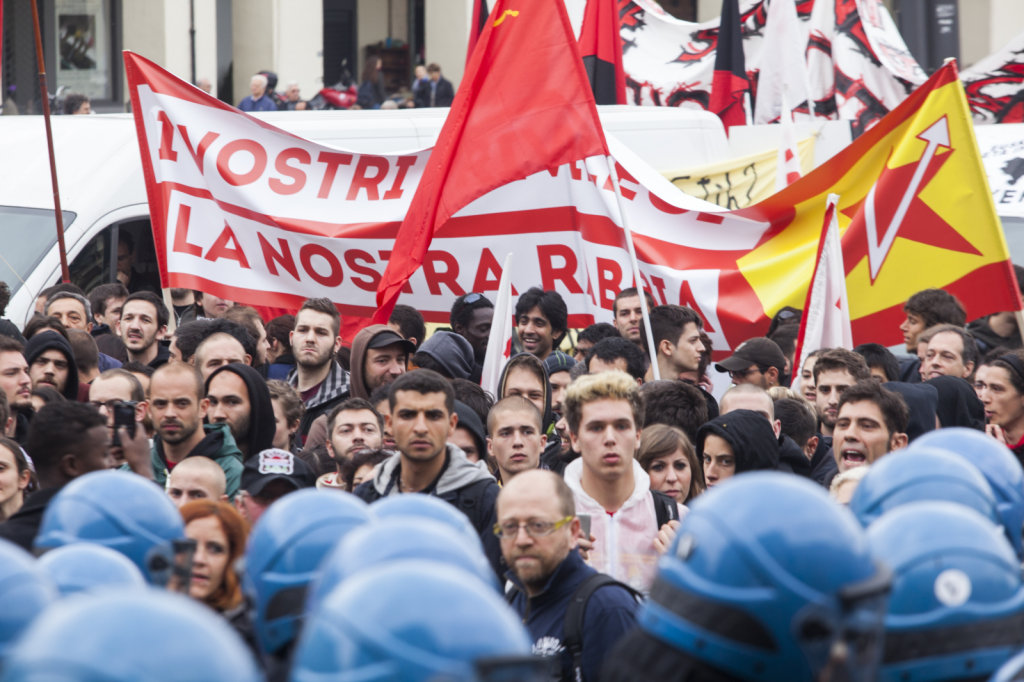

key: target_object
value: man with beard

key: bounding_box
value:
[205,363,276,459]
[147,362,243,498]
[287,298,349,444]
[118,292,170,369]
[0,336,32,440]
[348,325,415,399]
[318,398,384,488]
[499,469,638,681]
[25,331,79,400]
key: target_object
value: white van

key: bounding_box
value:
[0,106,729,328]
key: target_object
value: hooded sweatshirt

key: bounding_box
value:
[206,363,277,458]
[417,331,475,380]
[150,423,244,498]
[563,457,683,594]
[349,324,403,400]
[927,375,986,430]
[697,409,779,474]
[24,331,79,400]
[883,381,937,443]
[354,444,503,576]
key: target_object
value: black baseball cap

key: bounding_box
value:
[714,337,786,373]
[241,449,317,497]
[367,330,416,354]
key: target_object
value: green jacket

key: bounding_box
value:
[151,423,244,499]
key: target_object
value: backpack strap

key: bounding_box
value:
[651,490,678,529]
[563,573,642,682]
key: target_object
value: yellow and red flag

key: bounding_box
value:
[735,60,1020,347]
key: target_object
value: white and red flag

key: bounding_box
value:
[480,253,515,398]
[793,193,853,375]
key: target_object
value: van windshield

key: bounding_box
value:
[0,206,76,296]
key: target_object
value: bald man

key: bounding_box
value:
[194,332,251,380]
[499,470,638,681]
[166,456,228,507]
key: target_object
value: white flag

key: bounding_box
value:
[776,90,803,192]
[794,194,852,377]
[480,253,515,398]
[753,0,812,124]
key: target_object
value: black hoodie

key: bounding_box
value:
[206,363,276,458]
[697,409,779,474]
[24,331,79,400]
[927,375,985,430]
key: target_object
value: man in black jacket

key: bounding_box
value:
[413,63,454,108]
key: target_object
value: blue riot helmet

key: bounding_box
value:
[867,501,1024,681]
[0,539,55,663]
[37,543,147,596]
[306,516,496,614]
[991,648,1024,682]
[634,472,890,682]
[371,493,483,550]
[34,470,192,587]
[0,590,261,682]
[293,561,547,682]
[849,447,999,528]
[243,488,370,656]
[912,427,1024,557]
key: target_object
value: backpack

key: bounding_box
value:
[563,573,643,682]
[650,489,678,528]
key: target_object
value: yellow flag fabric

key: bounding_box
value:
[731,61,1020,345]
[664,136,816,209]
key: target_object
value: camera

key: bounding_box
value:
[111,401,137,446]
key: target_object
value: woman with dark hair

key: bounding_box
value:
[356,57,384,109]
[0,437,34,521]
[180,500,255,650]
[636,424,704,504]
[975,350,1024,461]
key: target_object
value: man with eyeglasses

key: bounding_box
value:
[713,336,787,389]
[88,368,152,477]
[497,469,639,682]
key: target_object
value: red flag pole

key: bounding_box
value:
[30,0,70,283]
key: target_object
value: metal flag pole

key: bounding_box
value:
[30,0,70,282]
[606,155,661,380]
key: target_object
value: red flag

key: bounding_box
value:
[465,0,489,67]
[579,0,626,105]
[709,0,750,130]
[372,0,609,324]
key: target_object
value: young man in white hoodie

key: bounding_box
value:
[563,370,683,593]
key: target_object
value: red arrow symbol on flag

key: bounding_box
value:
[863,116,951,281]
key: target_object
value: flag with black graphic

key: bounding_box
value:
[708,0,750,130]
[579,0,626,105]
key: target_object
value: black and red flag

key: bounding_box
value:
[708,0,750,130]
[465,0,489,67]
[579,0,626,105]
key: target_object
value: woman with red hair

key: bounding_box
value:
[180,500,254,649]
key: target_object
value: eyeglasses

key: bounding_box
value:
[728,366,766,380]
[493,515,574,539]
[463,292,484,304]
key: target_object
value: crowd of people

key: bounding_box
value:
[235,63,455,113]
[1,268,1024,681]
